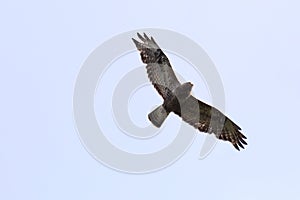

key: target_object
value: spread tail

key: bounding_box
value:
[148,105,170,128]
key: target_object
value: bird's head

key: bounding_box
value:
[174,82,194,101]
[182,82,193,94]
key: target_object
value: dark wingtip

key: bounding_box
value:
[132,38,139,45]
[151,36,158,45]
[143,32,150,40]
[240,133,247,139]
[132,38,143,50]
[240,138,248,145]
[237,140,245,149]
[137,32,146,42]
[233,143,240,151]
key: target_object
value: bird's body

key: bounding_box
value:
[132,33,247,151]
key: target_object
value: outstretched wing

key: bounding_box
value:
[132,33,181,100]
[177,95,247,150]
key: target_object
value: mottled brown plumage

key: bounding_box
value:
[132,33,247,151]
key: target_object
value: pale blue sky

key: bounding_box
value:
[1,0,300,199]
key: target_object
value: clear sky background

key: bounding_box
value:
[1,0,300,199]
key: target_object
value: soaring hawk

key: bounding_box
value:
[132,33,247,150]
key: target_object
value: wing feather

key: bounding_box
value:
[132,33,181,99]
[179,95,247,150]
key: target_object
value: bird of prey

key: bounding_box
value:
[132,33,247,150]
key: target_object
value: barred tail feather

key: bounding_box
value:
[148,105,169,128]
